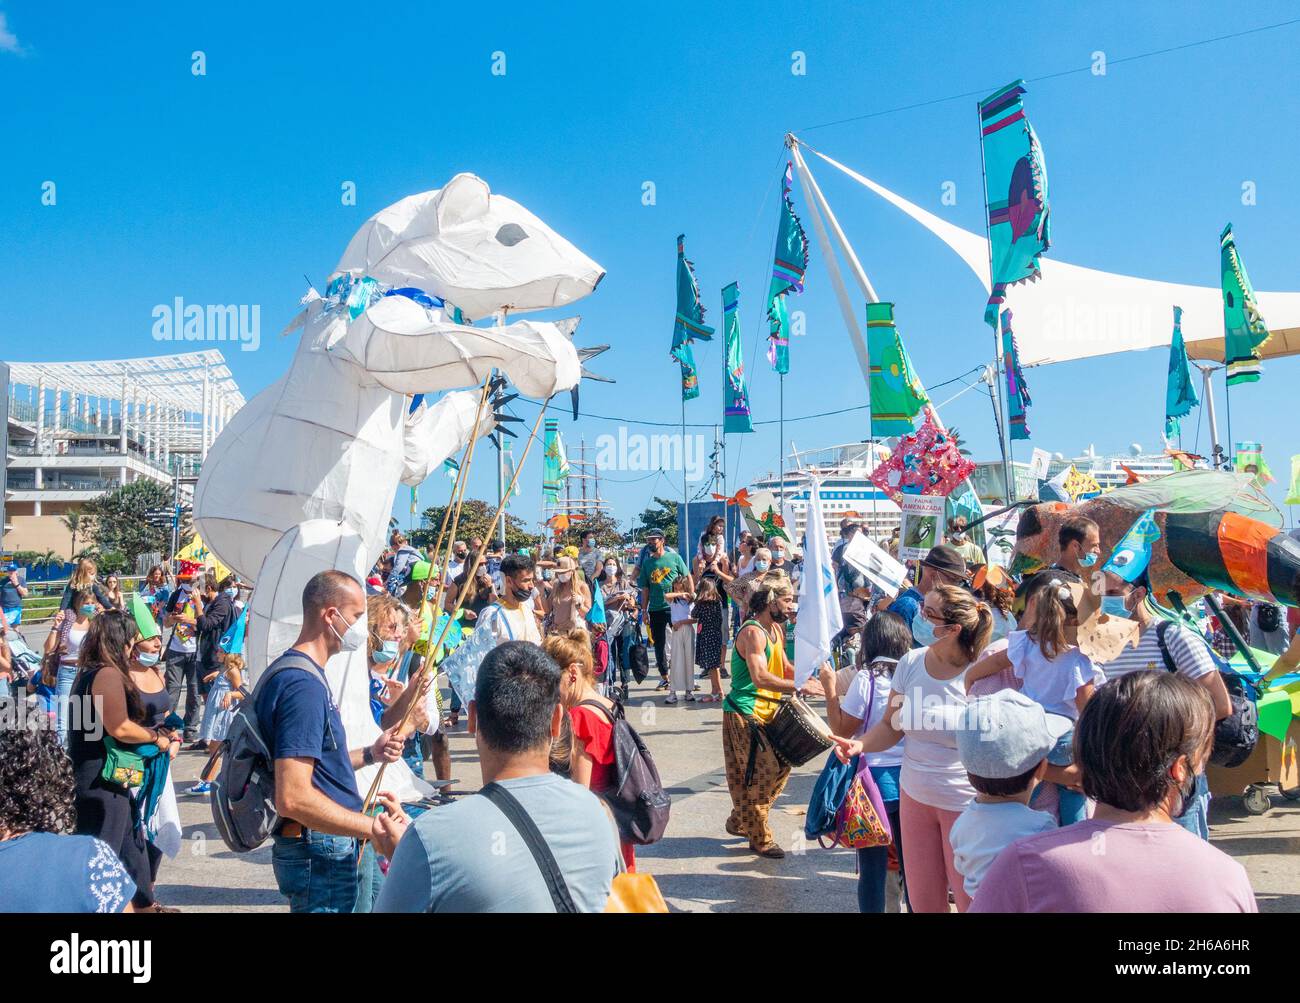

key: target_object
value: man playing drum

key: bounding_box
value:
[722,577,824,858]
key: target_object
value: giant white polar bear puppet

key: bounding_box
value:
[194,173,605,799]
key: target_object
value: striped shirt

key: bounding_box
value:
[1099,620,1216,682]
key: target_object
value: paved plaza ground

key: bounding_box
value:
[145,675,1300,914]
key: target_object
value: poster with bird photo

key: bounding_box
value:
[899,494,945,561]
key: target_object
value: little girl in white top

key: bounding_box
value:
[964,575,1096,824]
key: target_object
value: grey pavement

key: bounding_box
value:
[149,671,1300,913]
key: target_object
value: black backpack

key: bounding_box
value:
[211,650,332,853]
[627,641,649,684]
[1155,621,1259,769]
[576,700,670,845]
[1257,603,1282,634]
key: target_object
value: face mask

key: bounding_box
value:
[329,610,366,652]
[704,545,716,556]
[605,563,618,576]
[951,530,966,542]
[912,612,941,648]
[512,586,533,602]
[772,551,785,561]
[224,587,238,598]
[753,560,770,573]
[135,650,161,667]
[372,639,400,664]
[1079,552,1098,567]
[1101,596,1131,620]
[426,588,437,601]
[557,573,572,584]
[1171,766,1200,819]
[454,552,467,562]
[79,605,97,617]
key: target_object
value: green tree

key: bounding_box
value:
[410,498,533,555]
[33,550,62,573]
[636,497,678,547]
[59,509,87,561]
[83,481,189,568]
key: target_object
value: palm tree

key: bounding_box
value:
[59,510,86,562]
[33,550,60,573]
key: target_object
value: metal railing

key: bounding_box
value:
[12,575,146,627]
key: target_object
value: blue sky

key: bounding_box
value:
[4,1,1298,536]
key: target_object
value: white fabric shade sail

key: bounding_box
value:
[807,146,1300,368]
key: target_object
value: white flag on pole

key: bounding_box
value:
[794,477,842,687]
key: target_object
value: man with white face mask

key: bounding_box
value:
[256,570,409,913]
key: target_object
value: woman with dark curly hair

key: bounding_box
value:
[0,698,136,912]
[70,606,182,912]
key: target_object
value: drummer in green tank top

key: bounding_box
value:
[721,577,823,858]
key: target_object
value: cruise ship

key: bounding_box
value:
[747,441,900,548]
[969,445,1178,503]
[746,441,1178,550]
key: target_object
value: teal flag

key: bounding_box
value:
[671,234,713,364]
[865,302,929,436]
[1164,305,1199,438]
[722,282,753,433]
[1221,224,1270,386]
[766,162,808,374]
[542,419,568,504]
[1102,509,1161,584]
[979,81,1051,328]
[1001,309,1031,440]
[679,342,700,402]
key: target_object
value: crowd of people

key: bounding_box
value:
[1,507,1295,914]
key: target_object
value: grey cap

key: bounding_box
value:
[955,690,1073,779]
[644,528,665,539]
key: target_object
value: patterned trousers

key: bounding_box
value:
[722,710,791,851]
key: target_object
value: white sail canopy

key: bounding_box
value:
[808,147,1300,367]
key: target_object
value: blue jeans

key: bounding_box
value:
[354,803,426,913]
[1034,728,1088,825]
[55,665,78,747]
[271,831,358,913]
[857,800,904,913]
[402,736,424,779]
[1171,773,1211,841]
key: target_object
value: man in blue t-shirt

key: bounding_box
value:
[256,570,409,913]
[1,566,27,627]
[375,641,619,912]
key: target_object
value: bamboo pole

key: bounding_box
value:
[361,398,551,814]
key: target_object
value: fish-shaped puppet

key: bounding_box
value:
[1011,470,1300,607]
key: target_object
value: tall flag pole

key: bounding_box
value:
[673,235,712,554]
[866,302,929,436]
[767,161,810,510]
[978,80,1051,502]
[1000,309,1032,440]
[1164,305,1199,443]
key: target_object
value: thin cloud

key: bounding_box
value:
[0,13,22,54]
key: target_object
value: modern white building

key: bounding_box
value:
[3,351,245,556]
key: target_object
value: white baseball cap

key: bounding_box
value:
[955,690,1073,779]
